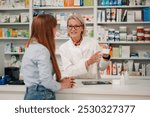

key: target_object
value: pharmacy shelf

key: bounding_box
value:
[111,57,150,60]
[0,23,29,25]
[0,8,29,10]
[97,22,150,25]
[33,6,94,10]
[99,41,150,44]
[101,75,150,79]
[0,37,28,40]
[4,52,24,55]
[97,5,150,9]
[128,76,150,79]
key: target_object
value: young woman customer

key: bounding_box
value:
[21,14,75,100]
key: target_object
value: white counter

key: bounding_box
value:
[0,79,150,100]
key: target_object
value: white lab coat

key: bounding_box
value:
[59,37,110,79]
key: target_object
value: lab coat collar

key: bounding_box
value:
[69,37,87,47]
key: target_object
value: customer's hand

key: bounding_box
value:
[86,52,101,67]
[60,77,75,89]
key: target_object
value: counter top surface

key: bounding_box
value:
[0,79,150,96]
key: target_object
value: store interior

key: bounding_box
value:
[0,0,150,99]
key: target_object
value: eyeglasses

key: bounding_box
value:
[67,25,83,30]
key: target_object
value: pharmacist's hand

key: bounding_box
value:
[86,52,101,67]
[99,44,109,49]
[60,77,75,89]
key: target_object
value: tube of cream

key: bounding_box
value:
[128,60,133,74]
[117,63,122,75]
[134,62,139,72]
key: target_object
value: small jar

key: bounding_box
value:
[132,36,137,41]
[120,33,127,41]
[127,34,132,41]
[145,34,150,41]
[132,30,137,36]
[119,26,127,33]
[137,35,145,41]
[144,28,150,34]
[137,33,145,41]
[108,35,115,41]
[137,27,145,41]
[115,35,120,41]
[108,28,115,35]
[115,30,120,36]
[137,26,144,33]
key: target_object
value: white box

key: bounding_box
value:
[121,46,130,58]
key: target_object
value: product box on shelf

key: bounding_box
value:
[143,7,150,21]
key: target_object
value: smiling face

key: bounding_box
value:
[67,19,84,41]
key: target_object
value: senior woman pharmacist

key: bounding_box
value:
[21,14,75,100]
[59,14,110,79]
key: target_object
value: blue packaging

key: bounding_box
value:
[113,0,117,6]
[105,0,110,6]
[110,0,117,6]
[117,0,122,6]
[0,75,11,85]
[101,0,106,6]
[80,0,84,6]
[143,7,150,22]
[109,0,113,6]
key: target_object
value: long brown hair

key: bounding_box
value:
[28,14,61,81]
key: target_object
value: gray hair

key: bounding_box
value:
[67,14,86,37]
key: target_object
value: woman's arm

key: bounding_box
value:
[36,48,61,92]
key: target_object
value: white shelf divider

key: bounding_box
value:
[99,41,150,44]
[4,52,24,55]
[0,23,30,25]
[101,75,150,79]
[97,5,150,8]
[97,22,150,24]
[0,8,29,10]
[111,57,150,60]
[33,6,94,10]
[0,37,28,40]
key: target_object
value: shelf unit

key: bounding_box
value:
[0,1,30,75]
[96,1,150,79]
[0,0,149,79]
